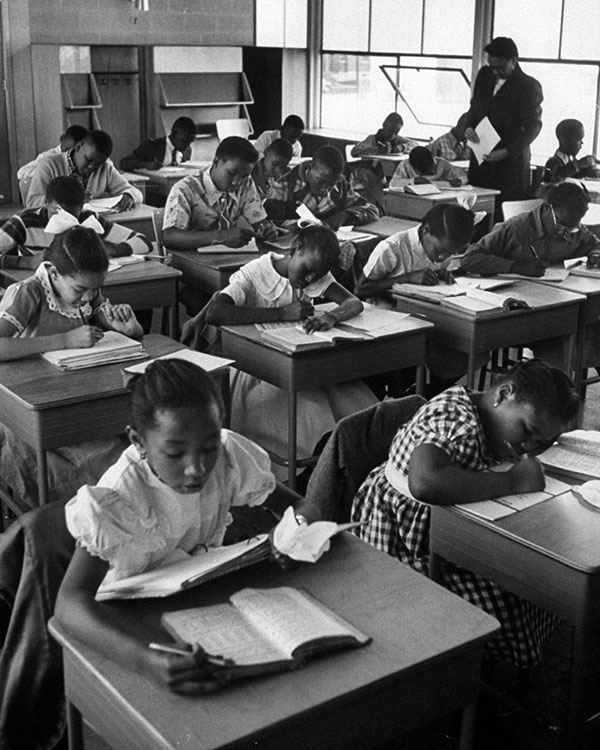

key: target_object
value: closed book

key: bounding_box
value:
[160,586,371,680]
[40,331,146,371]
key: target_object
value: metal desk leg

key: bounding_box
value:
[36,442,48,506]
[288,390,297,491]
[66,699,84,750]
[459,701,477,750]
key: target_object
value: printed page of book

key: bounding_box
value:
[538,445,600,479]
[162,603,289,665]
[231,587,369,656]
[556,429,600,455]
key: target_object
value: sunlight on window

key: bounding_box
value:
[493,0,562,59]
[562,0,600,60]
[322,0,369,51]
[423,0,475,57]
[370,0,422,54]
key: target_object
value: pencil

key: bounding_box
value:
[529,245,541,263]
[504,440,522,463]
[148,642,230,666]
[78,307,86,326]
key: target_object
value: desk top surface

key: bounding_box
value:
[0,260,180,286]
[360,216,419,237]
[101,203,156,222]
[0,334,181,409]
[49,533,498,750]
[387,185,500,200]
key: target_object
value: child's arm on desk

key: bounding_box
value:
[205,292,314,326]
[163,223,254,251]
[407,443,545,506]
[56,548,224,695]
[303,281,363,333]
[95,303,143,339]
[0,318,104,361]
[355,267,440,298]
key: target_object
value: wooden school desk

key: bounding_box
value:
[429,487,600,750]
[393,280,583,388]
[49,532,499,750]
[385,186,500,233]
[0,261,182,338]
[219,317,433,489]
[101,202,156,239]
[359,216,419,238]
[169,248,259,297]
[0,335,229,509]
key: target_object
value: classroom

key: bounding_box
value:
[2,1,600,749]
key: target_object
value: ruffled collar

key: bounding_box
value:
[34,262,93,320]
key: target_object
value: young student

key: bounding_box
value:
[264,145,379,229]
[0,360,318,749]
[461,181,600,370]
[351,359,579,668]
[428,113,472,162]
[17,124,87,203]
[200,223,378,478]
[162,135,277,251]
[389,145,467,189]
[251,137,293,200]
[350,112,417,158]
[0,176,151,271]
[254,114,305,159]
[26,130,143,211]
[119,116,197,171]
[355,204,476,397]
[543,119,600,183]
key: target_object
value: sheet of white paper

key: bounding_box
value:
[468,117,501,165]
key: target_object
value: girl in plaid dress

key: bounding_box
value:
[352,360,579,667]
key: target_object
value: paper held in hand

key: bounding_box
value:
[468,117,500,165]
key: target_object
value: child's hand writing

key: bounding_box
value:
[303,311,336,333]
[64,326,104,349]
[147,642,232,695]
[508,456,546,494]
[221,224,255,247]
[280,298,314,321]
[406,268,440,286]
[254,220,278,241]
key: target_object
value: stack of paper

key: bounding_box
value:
[41,331,146,371]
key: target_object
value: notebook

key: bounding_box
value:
[123,348,234,375]
[40,331,146,371]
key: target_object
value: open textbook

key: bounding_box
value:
[123,348,234,376]
[161,586,371,679]
[538,430,600,481]
[40,331,146,371]
[256,303,411,351]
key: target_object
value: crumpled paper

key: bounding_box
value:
[272,507,363,563]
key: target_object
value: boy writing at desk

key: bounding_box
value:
[389,146,467,189]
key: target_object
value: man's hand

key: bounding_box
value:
[464,127,479,144]
[483,148,509,163]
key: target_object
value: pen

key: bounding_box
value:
[148,642,231,667]
[78,307,86,326]
[504,440,522,463]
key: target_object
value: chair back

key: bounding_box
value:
[305,395,427,522]
[151,207,165,256]
[502,198,543,221]
[216,119,251,141]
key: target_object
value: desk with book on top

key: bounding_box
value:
[219,310,433,489]
[49,532,499,750]
[0,260,182,339]
[393,280,583,388]
[0,336,231,510]
[385,185,500,233]
[430,430,600,750]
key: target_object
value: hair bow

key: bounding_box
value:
[44,206,105,236]
[296,203,323,228]
[455,190,486,225]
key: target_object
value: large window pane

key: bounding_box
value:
[562,0,600,60]
[370,0,422,54]
[321,54,397,134]
[322,0,369,51]
[524,61,598,160]
[493,0,562,59]
[423,0,475,57]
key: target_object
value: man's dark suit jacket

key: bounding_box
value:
[466,63,543,207]
[119,137,192,172]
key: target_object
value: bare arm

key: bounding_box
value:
[407,443,546,506]
[355,268,439,298]
[205,292,314,326]
[303,281,363,333]
[0,318,104,361]
[163,224,254,251]
[56,549,218,695]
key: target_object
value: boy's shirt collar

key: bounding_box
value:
[555,149,574,164]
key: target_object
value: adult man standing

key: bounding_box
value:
[464,37,543,217]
